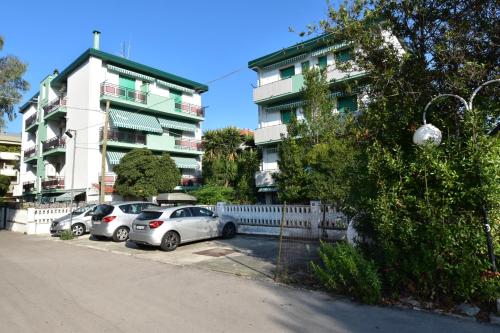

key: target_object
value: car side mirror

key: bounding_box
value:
[212,213,218,218]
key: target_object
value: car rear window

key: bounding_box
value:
[137,211,163,220]
[92,204,114,220]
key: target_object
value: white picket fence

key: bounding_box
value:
[1,202,349,241]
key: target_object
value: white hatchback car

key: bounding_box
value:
[128,206,237,251]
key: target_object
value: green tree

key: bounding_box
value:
[0,174,11,197]
[0,36,29,129]
[114,149,180,198]
[190,185,235,205]
[299,0,500,302]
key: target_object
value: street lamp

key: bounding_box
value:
[413,79,499,272]
[65,129,77,231]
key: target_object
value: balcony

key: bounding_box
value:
[174,138,202,152]
[254,124,288,145]
[100,82,147,104]
[42,177,65,190]
[43,96,67,120]
[0,152,20,161]
[100,82,205,121]
[0,168,17,177]
[24,147,37,163]
[42,137,66,156]
[326,66,366,83]
[174,102,205,118]
[23,181,36,193]
[253,74,304,103]
[25,113,38,132]
[100,128,146,148]
[255,170,278,187]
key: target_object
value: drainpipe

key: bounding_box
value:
[93,30,101,50]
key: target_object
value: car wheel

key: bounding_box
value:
[160,231,180,251]
[113,226,129,242]
[222,223,236,239]
[71,223,86,237]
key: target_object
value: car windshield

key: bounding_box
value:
[71,205,93,216]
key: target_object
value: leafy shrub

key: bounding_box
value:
[190,185,235,205]
[60,229,75,240]
[311,242,381,304]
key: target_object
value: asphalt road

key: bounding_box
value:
[0,231,496,333]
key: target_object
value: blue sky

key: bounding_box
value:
[1,0,332,134]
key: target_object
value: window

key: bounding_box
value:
[279,66,295,80]
[170,89,183,105]
[336,48,353,63]
[301,61,310,72]
[119,204,132,214]
[137,211,163,220]
[190,207,213,217]
[119,76,135,90]
[170,208,192,219]
[280,109,292,124]
[337,95,358,113]
[318,56,328,69]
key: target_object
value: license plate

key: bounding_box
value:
[135,225,145,230]
[93,221,101,225]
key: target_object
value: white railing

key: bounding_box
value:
[254,124,287,145]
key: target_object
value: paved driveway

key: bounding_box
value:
[1,231,497,333]
[48,233,279,280]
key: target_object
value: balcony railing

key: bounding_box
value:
[42,137,66,152]
[254,124,288,145]
[174,138,202,151]
[43,96,67,117]
[42,177,64,190]
[100,82,147,104]
[175,102,205,117]
[23,181,35,192]
[24,147,37,159]
[180,177,202,187]
[25,113,37,129]
[100,128,146,145]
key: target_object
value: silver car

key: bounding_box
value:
[128,206,237,251]
[50,204,97,237]
[90,201,158,242]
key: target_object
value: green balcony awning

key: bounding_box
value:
[107,151,127,165]
[156,80,195,95]
[257,186,277,193]
[109,108,163,133]
[263,53,308,71]
[107,65,155,82]
[264,100,306,112]
[55,190,86,202]
[157,117,197,132]
[172,156,199,169]
[311,42,352,57]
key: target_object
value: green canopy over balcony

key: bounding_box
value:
[109,108,163,133]
[157,117,196,132]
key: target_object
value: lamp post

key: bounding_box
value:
[65,129,77,231]
[413,79,499,272]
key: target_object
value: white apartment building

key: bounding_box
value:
[0,133,22,199]
[248,34,367,204]
[19,31,207,203]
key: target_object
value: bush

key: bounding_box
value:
[190,185,235,204]
[60,229,75,240]
[311,242,382,304]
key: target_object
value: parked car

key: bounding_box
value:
[50,204,97,237]
[128,205,237,251]
[90,202,159,242]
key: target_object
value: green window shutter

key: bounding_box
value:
[301,61,310,71]
[119,76,136,90]
[170,89,183,104]
[279,66,295,80]
[337,95,358,113]
[336,48,353,63]
[318,56,327,69]
[140,83,149,93]
[280,109,292,124]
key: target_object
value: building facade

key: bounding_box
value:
[248,34,367,204]
[20,32,207,203]
[0,133,22,199]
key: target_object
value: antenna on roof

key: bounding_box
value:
[119,41,131,59]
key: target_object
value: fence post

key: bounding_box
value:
[26,207,36,234]
[216,202,226,216]
[310,201,321,239]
